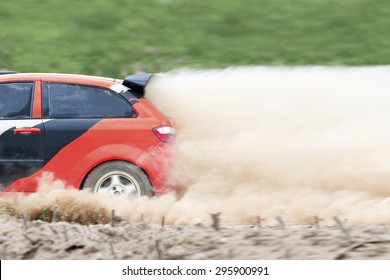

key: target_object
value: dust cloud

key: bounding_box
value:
[2,66,390,226]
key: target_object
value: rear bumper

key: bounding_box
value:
[139,141,176,195]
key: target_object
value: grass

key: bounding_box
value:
[0,0,389,77]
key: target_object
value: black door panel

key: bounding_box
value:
[0,120,44,190]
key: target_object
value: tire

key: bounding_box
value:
[83,161,153,201]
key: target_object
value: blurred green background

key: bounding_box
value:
[0,0,389,77]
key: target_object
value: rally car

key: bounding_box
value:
[0,71,175,200]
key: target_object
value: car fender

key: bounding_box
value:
[66,143,157,189]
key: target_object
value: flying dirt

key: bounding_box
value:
[2,66,390,226]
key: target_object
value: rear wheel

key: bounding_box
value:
[83,161,153,201]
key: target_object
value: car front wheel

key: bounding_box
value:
[83,161,153,201]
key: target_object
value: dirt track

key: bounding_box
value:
[1,215,390,260]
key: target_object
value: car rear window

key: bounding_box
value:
[42,82,136,118]
[0,82,33,119]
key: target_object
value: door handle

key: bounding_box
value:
[14,127,41,135]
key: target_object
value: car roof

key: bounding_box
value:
[0,73,119,87]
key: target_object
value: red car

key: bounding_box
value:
[0,71,175,200]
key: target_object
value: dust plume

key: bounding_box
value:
[2,66,390,226]
[146,66,390,225]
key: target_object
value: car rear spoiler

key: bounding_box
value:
[122,73,153,96]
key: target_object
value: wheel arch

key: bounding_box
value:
[79,159,154,193]
[63,143,157,190]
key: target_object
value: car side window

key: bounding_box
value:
[0,83,34,119]
[42,82,136,118]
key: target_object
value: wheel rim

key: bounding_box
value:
[94,171,141,201]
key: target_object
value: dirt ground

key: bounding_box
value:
[1,215,390,260]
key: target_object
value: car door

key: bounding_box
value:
[0,82,44,190]
[41,82,136,165]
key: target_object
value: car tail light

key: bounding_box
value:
[153,126,176,143]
